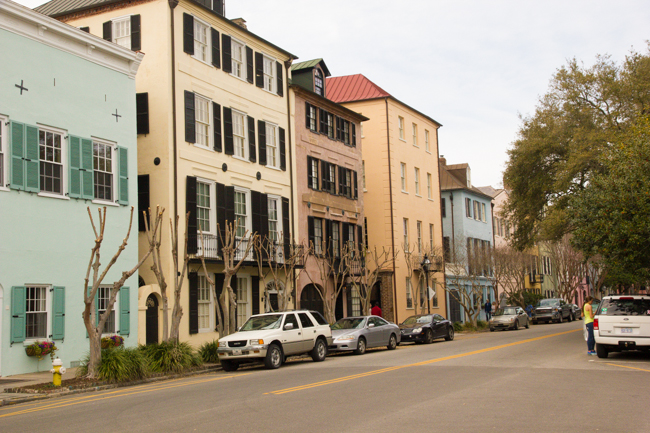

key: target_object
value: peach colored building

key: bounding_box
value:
[327,75,446,324]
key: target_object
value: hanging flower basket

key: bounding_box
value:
[101,335,124,349]
[25,341,57,359]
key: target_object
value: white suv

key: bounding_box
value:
[217,310,333,370]
[594,295,650,358]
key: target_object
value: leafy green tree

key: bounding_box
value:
[503,46,650,250]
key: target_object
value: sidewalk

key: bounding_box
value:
[0,367,79,405]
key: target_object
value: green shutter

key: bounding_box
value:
[52,286,65,340]
[118,146,128,205]
[81,138,94,199]
[69,136,82,198]
[119,286,130,336]
[11,286,26,343]
[24,125,40,193]
[10,122,25,191]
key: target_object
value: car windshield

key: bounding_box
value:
[537,299,558,307]
[599,298,650,316]
[331,318,365,330]
[495,308,517,316]
[402,315,433,326]
[239,314,283,331]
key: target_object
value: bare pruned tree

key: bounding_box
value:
[83,206,160,378]
[349,246,397,316]
[545,236,584,302]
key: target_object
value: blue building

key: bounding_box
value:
[439,158,494,323]
[0,0,143,376]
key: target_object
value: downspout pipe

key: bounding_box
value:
[385,97,398,324]
[169,0,179,239]
[284,59,297,307]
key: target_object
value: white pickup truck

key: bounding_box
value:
[594,295,650,358]
[217,310,333,370]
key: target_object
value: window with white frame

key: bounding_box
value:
[193,18,210,63]
[198,275,213,332]
[195,94,211,148]
[314,69,324,96]
[308,105,317,131]
[326,113,334,138]
[332,221,340,258]
[398,116,404,140]
[268,196,280,243]
[234,189,249,238]
[112,16,131,49]
[196,179,215,234]
[417,221,422,253]
[414,167,420,195]
[427,173,432,199]
[403,218,409,249]
[429,224,434,250]
[0,116,5,188]
[406,277,413,309]
[310,158,319,189]
[362,161,366,190]
[466,198,472,218]
[412,123,418,146]
[314,217,323,255]
[98,286,117,334]
[400,162,407,192]
[26,286,49,339]
[343,121,350,145]
[39,127,65,195]
[474,201,480,221]
[347,224,355,255]
[351,286,361,316]
[231,38,245,79]
[263,55,275,92]
[93,140,115,202]
[236,276,250,328]
[481,203,487,222]
[425,129,430,152]
[266,122,279,168]
[232,110,246,158]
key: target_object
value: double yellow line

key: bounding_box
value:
[266,329,580,395]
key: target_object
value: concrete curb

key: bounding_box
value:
[0,364,222,407]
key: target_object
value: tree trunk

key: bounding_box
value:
[161,295,169,342]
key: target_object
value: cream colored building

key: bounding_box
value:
[39,0,296,345]
[327,75,446,324]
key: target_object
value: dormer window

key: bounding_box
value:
[314,69,323,96]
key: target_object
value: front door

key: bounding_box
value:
[300,285,323,315]
[145,294,158,345]
[449,291,462,323]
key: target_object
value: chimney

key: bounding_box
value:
[232,18,247,30]
[439,156,447,167]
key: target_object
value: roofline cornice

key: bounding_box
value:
[334,95,442,128]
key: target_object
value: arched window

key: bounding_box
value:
[314,69,323,96]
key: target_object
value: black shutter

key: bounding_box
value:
[251,190,261,236]
[252,276,260,315]
[279,128,286,171]
[225,186,235,228]
[216,182,226,247]
[305,102,311,129]
[255,52,264,88]
[327,219,334,258]
[213,102,222,152]
[102,20,112,41]
[282,197,290,259]
[341,222,349,248]
[80,26,90,33]
[308,216,315,252]
[260,194,269,241]
[183,13,194,55]
[138,174,150,232]
[330,164,337,194]
[321,160,328,191]
[212,0,224,15]
[215,273,225,328]
[319,109,326,133]
[211,28,221,68]
[276,61,283,96]
[258,120,267,166]
[223,107,233,155]
[130,15,141,51]
[336,116,341,140]
[184,91,195,143]
[351,123,356,147]
[347,284,353,317]
[222,34,231,73]
[353,171,358,199]
[246,46,254,84]
[358,225,363,256]
[231,275,238,322]
[186,176,197,254]
[247,116,256,162]
[136,93,149,135]
[188,272,199,334]
[307,156,314,189]
[338,166,345,195]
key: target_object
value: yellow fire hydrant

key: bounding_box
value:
[50,358,66,387]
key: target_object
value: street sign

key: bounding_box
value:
[428,287,435,300]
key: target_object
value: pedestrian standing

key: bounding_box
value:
[484,299,492,321]
[583,296,596,355]
[371,301,382,317]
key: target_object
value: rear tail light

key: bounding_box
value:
[594,318,599,330]
[619,297,633,300]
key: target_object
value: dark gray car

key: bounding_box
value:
[532,298,574,324]
[329,316,400,355]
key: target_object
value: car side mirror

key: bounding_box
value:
[368,323,375,328]
[284,323,294,331]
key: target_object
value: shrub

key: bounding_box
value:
[461,322,477,332]
[453,321,463,332]
[77,347,148,383]
[143,341,202,374]
[476,320,488,329]
[199,340,220,363]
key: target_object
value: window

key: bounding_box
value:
[417,221,422,253]
[198,275,213,332]
[231,38,245,79]
[268,196,279,242]
[112,16,131,49]
[93,140,114,202]
[403,218,409,249]
[429,224,434,250]
[321,162,336,194]
[263,55,275,92]
[443,237,451,262]
[400,163,407,192]
[196,179,215,234]
[0,115,5,189]
[441,198,446,218]
[481,203,487,222]
[351,286,361,316]
[193,18,209,63]
[98,286,116,334]
[232,109,246,158]
[308,157,319,190]
[266,122,279,168]
[414,167,420,195]
[314,217,323,255]
[39,127,65,195]
[194,94,211,148]
[362,161,366,190]
[426,173,432,199]
[326,113,334,138]
[406,278,413,309]
[236,276,249,328]
[307,103,317,131]
[26,286,48,339]
[474,201,480,221]
[343,121,350,145]
[332,222,340,258]
[425,129,430,152]
[398,116,404,140]
[466,198,472,218]
[314,68,323,96]
[347,224,355,254]
[412,123,418,146]
[234,188,250,238]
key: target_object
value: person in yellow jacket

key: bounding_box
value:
[583,296,596,355]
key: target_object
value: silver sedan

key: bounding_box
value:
[489,306,529,331]
[329,316,401,355]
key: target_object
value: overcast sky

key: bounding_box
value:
[16,0,650,187]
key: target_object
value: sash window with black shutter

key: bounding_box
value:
[188,272,199,335]
[276,61,284,97]
[281,197,290,260]
[138,174,150,232]
[307,156,319,190]
[136,93,149,135]
[104,15,140,51]
[279,128,286,171]
[305,102,317,131]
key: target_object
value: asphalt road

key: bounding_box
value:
[1,320,649,433]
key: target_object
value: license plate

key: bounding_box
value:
[232,349,242,356]
[621,328,633,334]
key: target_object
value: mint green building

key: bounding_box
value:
[0,0,143,376]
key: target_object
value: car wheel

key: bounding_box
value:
[569,313,574,322]
[532,320,537,325]
[445,326,454,341]
[264,343,283,369]
[558,314,563,324]
[311,338,328,362]
[490,327,495,332]
[220,360,239,372]
[424,329,434,344]
[596,344,609,359]
[387,334,397,350]
[354,337,367,355]
[514,320,519,331]
[525,319,530,329]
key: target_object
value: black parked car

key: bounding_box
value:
[531,298,574,324]
[399,314,454,344]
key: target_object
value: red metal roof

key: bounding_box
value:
[326,74,391,103]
